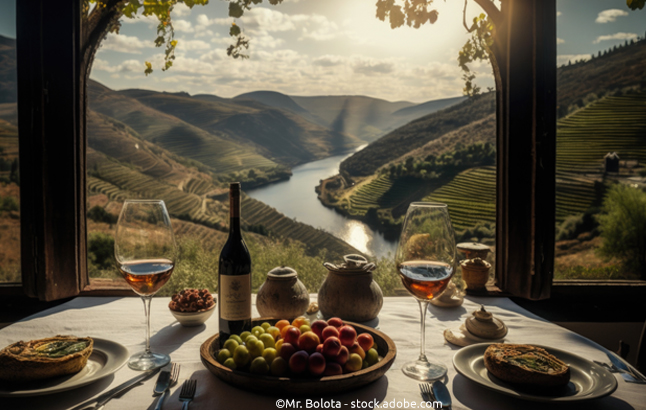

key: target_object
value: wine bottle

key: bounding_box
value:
[218,182,252,347]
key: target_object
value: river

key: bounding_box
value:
[246,147,397,258]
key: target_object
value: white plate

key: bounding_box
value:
[453,343,618,402]
[0,338,129,397]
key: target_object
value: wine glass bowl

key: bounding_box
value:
[115,199,177,370]
[395,202,456,381]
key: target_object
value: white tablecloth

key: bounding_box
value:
[0,296,644,410]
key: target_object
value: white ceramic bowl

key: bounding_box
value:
[170,303,215,327]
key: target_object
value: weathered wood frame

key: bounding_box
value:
[16,0,88,301]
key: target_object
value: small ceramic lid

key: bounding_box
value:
[457,242,491,259]
[267,266,297,280]
[460,257,491,271]
[323,254,376,275]
[464,305,508,339]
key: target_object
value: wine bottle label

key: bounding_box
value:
[220,273,251,320]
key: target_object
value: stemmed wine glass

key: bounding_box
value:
[395,202,456,381]
[115,199,177,371]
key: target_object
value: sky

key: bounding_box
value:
[1,0,645,102]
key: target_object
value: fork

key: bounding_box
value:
[419,383,434,403]
[154,363,180,410]
[179,379,197,410]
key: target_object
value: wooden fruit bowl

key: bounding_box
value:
[200,318,396,396]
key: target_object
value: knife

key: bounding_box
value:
[70,368,161,410]
[152,363,173,410]
[607,351,646,382]
[153,363,172,395]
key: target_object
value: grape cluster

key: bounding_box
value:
[169,288,215,312]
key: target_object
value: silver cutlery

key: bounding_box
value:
[420,382,452,409]
[594,361,646,384]
[154,362,180,410]
[419,383,433,403]
[179,379,197,410]
[71,368,161,410]
[431,380,452,409]
[606,351,646,382]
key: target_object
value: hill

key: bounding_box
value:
[118,88,363,166]
[340,93,496,177]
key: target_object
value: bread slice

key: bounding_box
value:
[484,344,570,387]
[0,335,93,383]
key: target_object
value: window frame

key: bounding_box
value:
[7,0,645,302]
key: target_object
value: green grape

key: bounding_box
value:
[250,356,269,374]
[262,347,277,365]
[217,348,231,364]
[223,358,237,370]
[366,348,379,365]
[223,339,239,353]
[240,331,252,342]
[261,322,271,330]
[259,333,276,349]
[233,345,251,366]
[247,338,265,358]
[229,334,243,344]
[251,326,265,338]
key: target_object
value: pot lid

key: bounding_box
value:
[267,266,297,279]
[460,257,491,269]
[323,254,376,274]
[464,305,508,339]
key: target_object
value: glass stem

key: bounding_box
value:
[418,300,429,362]
[142,296,153,355]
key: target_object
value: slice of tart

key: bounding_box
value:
[0,335,93,383]
[484,343,570,387]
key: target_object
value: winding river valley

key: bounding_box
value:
[247,147,397,258]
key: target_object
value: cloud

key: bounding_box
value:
[312,55,344,67]
[557,11,562,17]
[120,14,158,28]
[595,9,628,24]
[173,19,194,33]
[557,38,565,44]
[173,3,192,17]
[100,34,152,54]
[593,32,637,44]
[93,58,144,73]
[179,39,211,51]
[557,54,590,65]
[352,58,395,75]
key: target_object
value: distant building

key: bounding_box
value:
[604,152,620,173]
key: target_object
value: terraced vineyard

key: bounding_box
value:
[183,177,214,195]
[87,156,220,227]
[557,94,646,173]
[241,196,359,259]
[424,167,496,230]
[423,167,599,230]
[346,175,394,216]
[345,175,437,216]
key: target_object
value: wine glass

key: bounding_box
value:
[115,199,177,371]
[395,202,456,380]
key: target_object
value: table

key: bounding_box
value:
[0,296,644,410]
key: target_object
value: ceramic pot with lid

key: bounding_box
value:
[318,254,383,322]
[256,266,310,319]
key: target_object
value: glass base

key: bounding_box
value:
[127,351,170,371]
[402,359,447,381]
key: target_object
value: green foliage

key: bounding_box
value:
[0,195,19,213]
[88,232,115,271]
[459,13,495,96]
[87,205,118,225]
[386,142,495,179]
[596,184,646,279]
[556,211,599,241]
